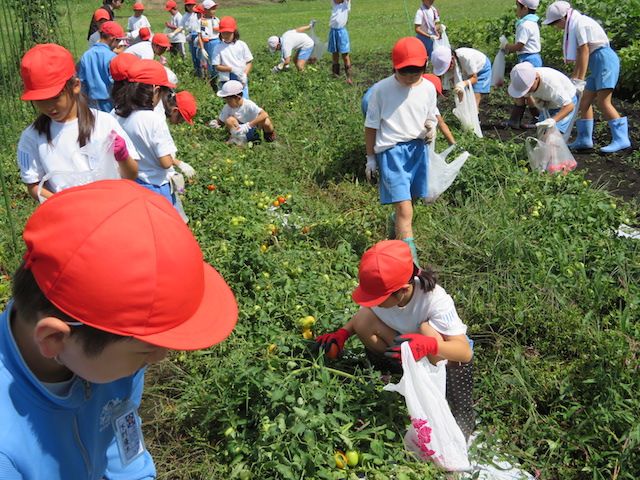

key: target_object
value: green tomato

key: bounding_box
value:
[345,450,359,467]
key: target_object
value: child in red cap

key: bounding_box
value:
[164,0,187,56]
[17,43,139,201]
[127,2,152,44]
[212,16,253,98]
[315,240,475,440]
[364,37,438,265]
[88,8,111,48]
[160,90,198,125]
[198,0,221,91]
[87,0,122,41]
[0,179,237,479]
[182,0,202,76]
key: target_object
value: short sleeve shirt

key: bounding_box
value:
[212,40,253,82]
[574,14,609,53]
[413,4,439,36]
[515,19,541,54]
[219,98,263,124]
[532,67,577,109]
[455,48,488,76]
[280,30,314,60]
[329,0,351,29]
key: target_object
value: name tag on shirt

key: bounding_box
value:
[111,399,146,467]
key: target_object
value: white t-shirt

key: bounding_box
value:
[413,4,439,36]
[531,67,577,109]
[329,0,351,29]
[88,30,100,49]
[574,14,609,53]
[364,75,437,154]
[219,99,263,124]
[455,48,488,76]
[199,16,220,41]
[127,15,151,43]
[114,110,177,186]
[515,19,541,55]
[169,12,186,43]
[280,30,314,60]
[371,282,467,337]
[17,109,138,192]
[181,12,200,35]
[212,40,253,82]
[124,40,154,59]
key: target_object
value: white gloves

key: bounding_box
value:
[232,67,247,85]
[571,78,586,95]
[499,35,508,51]
[424,121,436,145]
[236,123,252,135]
[365,154,377,181]
[453,81,468,95]
[535,118,556,131]
[309,19,317,28]
[177,161,196,179]
[271,63,285,73]
[200,48,210,63]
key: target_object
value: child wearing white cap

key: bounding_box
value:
[267,22,315,73]
[508,62,578,134]
[542,1,630,152]
[431,46,491,111]
[500,0,542,128]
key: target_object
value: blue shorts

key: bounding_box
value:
[378,139,429,204]
[297,46,313,61]
[328,27,350,54]
[539,95,579,133]
[472,57,492,94]
[135,178,176,206]
[245,127,261,142]
[416,34,434,59]
[518,52,543,67]
[586,46,619,91]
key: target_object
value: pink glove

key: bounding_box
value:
[386,334,439,362]
[112,131,129,162]
[314,328,351,358]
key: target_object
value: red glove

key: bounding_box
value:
[386,334,439,362]
[112,131,129,162]
[314,328,351,358]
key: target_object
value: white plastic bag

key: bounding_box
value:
[424,143,470,203]
[453,84,483,138]
[383,342,470,472]
[525,126,577,174]
[308,27,327,63]
[433,25,450,50]
[37,134,121,202]
[491,49,506,87]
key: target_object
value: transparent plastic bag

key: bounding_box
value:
[491,49,506,87]
[308,27,328,63]
[525,126,577,174]
[433,25,450,50]
[383,342,470,472]
[424,143,470,203]
[37,133,121,202]
[453,71,483,138]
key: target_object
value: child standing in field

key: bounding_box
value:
[164,0,187,57]
[88,9,111,48]
[127,2,152,44]
[214,80,276,145]
[414,0,441,59]
[112,59,196,211]
[315,240,475,440]
[542,1,630,152]
[267,23,316,73]
[212,17,253,98]
[87,0,122,40]
[364,37,438,265]
[17,44,138,201]
[181,0,202,76]
[328,0,353,84]
[198,0,221,90]
[125,32,172,60]
[431,46,492,111]
[500,0,542,129]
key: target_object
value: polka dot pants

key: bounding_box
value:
[446,360,475,441]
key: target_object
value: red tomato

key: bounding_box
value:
[208,185,216,190]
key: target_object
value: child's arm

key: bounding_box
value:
[572,43,589,81]
[418,321,472,363]
[295,25,312,33]
[436,115,456,145]
[248,109,268,128]
[505,41,525,53]
[157,154,175,169]
[26,182,53,201]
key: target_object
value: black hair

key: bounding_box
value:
[222,30,240,42]
[161,90,177,118]
[32,75,96,147]
[396,63,427,75]
[412,264,438,293]
[113,82,171,117]
[11,262,128,357]
[516,0,536,14]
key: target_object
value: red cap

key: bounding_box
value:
[100,21,126,39]
[164,0,178,10]
[215,16,236,32]
[127,59,176,88]
[152,33,171,48]
[193,4,205,13]
[176,91,197,125]
[352,240,415,307]
[133,2,145,9]
[20,44,76,101]
[110,53,138,81]
[138,27,151,41]
[93,8,111,21]
[392,37,428,69]
[184,0,197,4]
[22,180,237,350]
[422,73,444,96]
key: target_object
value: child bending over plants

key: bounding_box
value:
[315,240,475,440]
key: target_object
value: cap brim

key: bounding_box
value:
[133,262,238,350]
[433,64,449,76]
[351,284,392,308]
[508,83,529,98]
[269,47,276,53]
[22,82,68,101]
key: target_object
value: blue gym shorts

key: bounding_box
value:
[297,46,314,61]
[518,52,543,67]
[328,27,350,54]
[378,139,429,204]
[473,57,492,94]
[244,127,261,142]
[538,95,579,133]
[135,179,176,206]
[586,46,619,91]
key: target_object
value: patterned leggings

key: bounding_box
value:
[446,360,476,441]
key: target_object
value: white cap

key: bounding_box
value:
[518,0,540,9]
[267,35,279,53]
[216,80,243,97]
[431,46,452,76]
[164,67,178,86]
[202,0,218,9]
[508,62,536,98]
[542,1,570,25]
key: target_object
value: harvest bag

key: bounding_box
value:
[308,26,328,63]
[424,143,470,204]
[453,72,483,138]
[526,126,577,174]
[384,342,470,471]
[491,49,506,87]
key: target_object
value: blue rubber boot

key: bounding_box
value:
[600,117,631,153]
[568,119,594,150]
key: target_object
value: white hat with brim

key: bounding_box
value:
[518,0,540,9]
[267,35,279,53]
[217,80,243,97]
[508,62,536,98]
[431,46,452,76]
[542,1,570,25]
